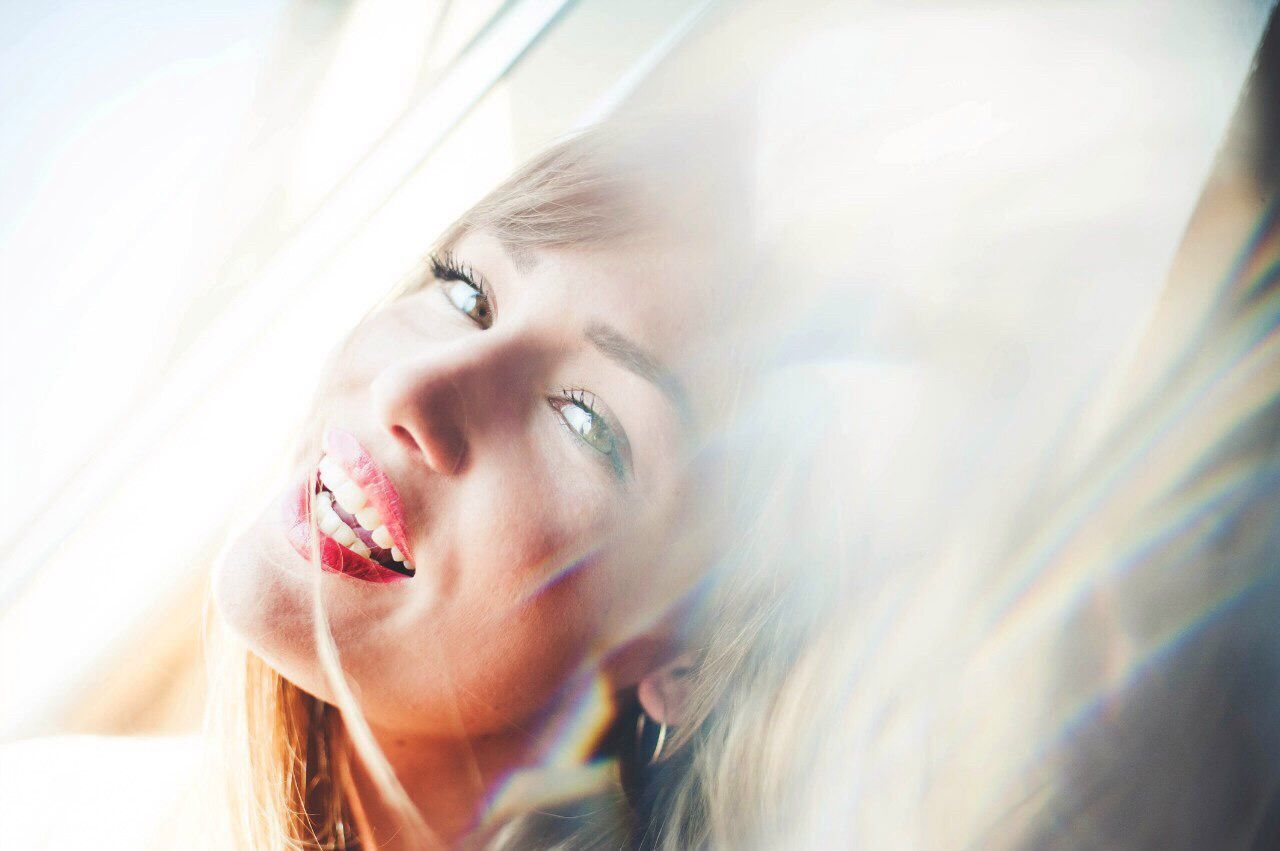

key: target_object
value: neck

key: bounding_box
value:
[344,724,534,850]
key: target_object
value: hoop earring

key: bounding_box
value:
[635,710,668,765]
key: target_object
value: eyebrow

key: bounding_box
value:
[493,241,693,423]
[586,322,693,425]
[502,240,538,274]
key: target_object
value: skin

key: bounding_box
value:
[214,228,720,846]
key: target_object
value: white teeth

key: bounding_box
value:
[333,481,368,515]
[318,510,342,536]
[311,493,338,533]
[316,505,375,560]
[317,455,375,524]
[332,524,358,547]
[315,453,407,568]
[318,456,348,490]
[354,505,383,531]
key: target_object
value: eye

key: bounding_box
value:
[445,279,492,327]
[549,389,631,481]
[431,252,493,329]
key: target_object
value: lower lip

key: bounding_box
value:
[280,478,410,584]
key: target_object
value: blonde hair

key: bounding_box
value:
[205,124,837,850]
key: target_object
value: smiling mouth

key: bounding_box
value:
[313,454,415,577]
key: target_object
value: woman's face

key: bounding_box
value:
[215,228,716,737]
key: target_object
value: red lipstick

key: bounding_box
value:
[322,426,415,563]
[278,427,416,584]
[281,481,406,583]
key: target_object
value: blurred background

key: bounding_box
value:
[3,1,1279,844]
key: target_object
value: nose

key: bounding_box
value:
[372,329,551,476]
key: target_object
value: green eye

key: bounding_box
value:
[559,402,615,453]
[444,279,492,328]
[550,390,630,480]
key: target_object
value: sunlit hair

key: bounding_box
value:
[203,122,840,849]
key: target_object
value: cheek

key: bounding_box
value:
[364,471,622,730]
[451,570,604,721]
[348,550,612,735]
[453,454,621,601]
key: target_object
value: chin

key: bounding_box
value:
[213,504,322,678]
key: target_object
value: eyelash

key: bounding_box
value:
[430,250,481,288]
[430,251,494,328]
[429,251,631,482]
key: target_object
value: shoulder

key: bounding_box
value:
[0,734,202,850]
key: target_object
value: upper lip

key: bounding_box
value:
[322,426,415,566]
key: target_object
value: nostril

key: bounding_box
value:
[389,420,469,476]
[390,424,417,452]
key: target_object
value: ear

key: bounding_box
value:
[637,653,696,726]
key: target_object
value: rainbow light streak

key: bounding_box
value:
[481,672,617,826]
[478,545,645,827]
[984,203,1280,646]
[1029,472,1280,771]
[962,201,1280,790]
[518,545,599,608]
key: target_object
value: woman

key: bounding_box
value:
[204,122,835,850]
[206,9,1280,848]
